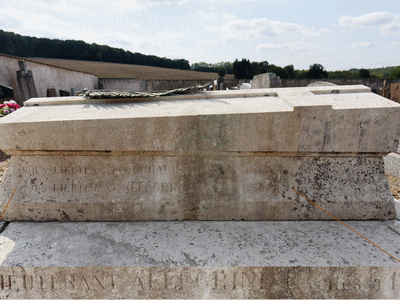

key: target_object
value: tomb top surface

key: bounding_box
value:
[3,94,291,123]
[1,85,399,153]
[2,85,398,124]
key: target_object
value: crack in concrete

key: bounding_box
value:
[381,220,400,237]
[286,270,295,298]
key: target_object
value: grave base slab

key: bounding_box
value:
[0,214,399,299]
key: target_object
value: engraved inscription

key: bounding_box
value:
[19,161,282,197]
[312,277,379,292]
[126,181,183,193]
[0,274,118,291]
[0,270,388,293]
[16,155,295,202]
[21,164,183,176]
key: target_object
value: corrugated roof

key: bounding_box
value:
[0,53,97,76]
[28,58,231,80]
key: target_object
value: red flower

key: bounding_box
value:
[7,104,20,109]
[0,105,4,109]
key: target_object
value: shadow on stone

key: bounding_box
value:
[0,150,10,162]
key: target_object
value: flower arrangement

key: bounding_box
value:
[0,100,20,117]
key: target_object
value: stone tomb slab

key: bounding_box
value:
[0,220,399,298]
[0,86,399,221]
[2,86,400,154]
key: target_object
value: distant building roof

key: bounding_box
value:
[0,53,96,76]
[28,57,231,81]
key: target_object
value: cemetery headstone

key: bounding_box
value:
[16,61,38,104]
[251,72,282,89]
[46,88,57,97]
[59,89,71,97]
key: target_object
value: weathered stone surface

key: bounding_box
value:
[384,200,400,234]
[0,221,399,298]
[0,86,399,221]
[0,155,395,221]
[3,221,400,267]
[1,86,399,153]
[251,72,282,89]
[0,266,398,299]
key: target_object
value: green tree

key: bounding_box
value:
[268,65,289,79]
[389,66,400,79]
[252,61,269,77]
[307,64,328,79]
[0,29,193,71]
[233,58,252,79]
[284,65,295,78]
[95,52,103,62]
[217,66,226,78]
[359,68,370,79]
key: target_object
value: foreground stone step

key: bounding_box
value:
[0,218,399,298]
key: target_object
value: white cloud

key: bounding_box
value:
[390,41,400,46]
[222,13,236,21]
[339,12,394,28]
[351,42,373,48]
[0,7,28,22]
[111,0,190,10]
[380,22,400,36]
[256,42,315,52]
[33,0,84,14]
[111,0,144,10]
[339,12,400,37]
[221,18,325,41]
[197,10,238,22]
[0,7,71,28]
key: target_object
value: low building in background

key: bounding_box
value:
[0,53,98,105]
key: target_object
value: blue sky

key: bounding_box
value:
[0,0,399,70]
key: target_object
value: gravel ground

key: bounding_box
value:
[387,175,400,200]
[0,158,400,200]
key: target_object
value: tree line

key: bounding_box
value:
[192,60,330,80]
[192,59,400,80]
[0,30,190,70]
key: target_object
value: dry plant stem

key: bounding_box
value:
[291,187,400,264]
[0,188,16,220]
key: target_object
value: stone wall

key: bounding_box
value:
[98,78,240,92]
[281,78,388,94]
[145,79,239,91]
[0,54,98,105]
[99,78,146,92]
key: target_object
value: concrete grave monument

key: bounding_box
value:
[0,85,399,221]
[0,85,400,299]
[251,72,282,89]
